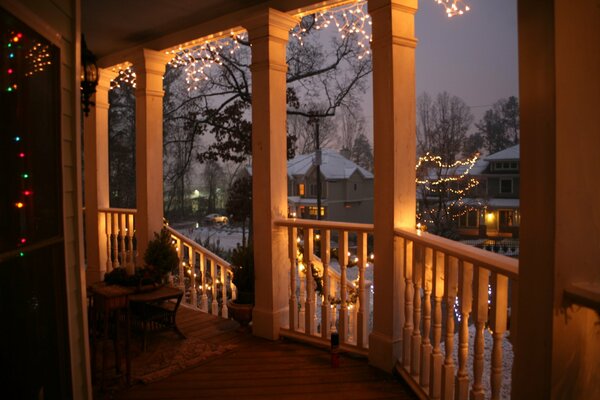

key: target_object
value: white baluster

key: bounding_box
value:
[321,229,331,339]
[178,238,185,291]
[442,256,458,400]
[357,231,368,349]
[103,211,111,275]
[111,213,119,269]
[190,251,198,308]
[211,259,218,315]
[429,251,445,400]
[220,265,228,318]
[455,261,473,400]
[412,244,423,378]
[420,247,433,390]
[289,227,298,331]
[490,273,508,400]
[338,230,349,344]
[200,252,208,312]
[470,267,489,400]
[403,238,414,370]
[118,213,127,273]
[304,228,315,336]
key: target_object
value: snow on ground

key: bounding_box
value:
[172,222,246,253]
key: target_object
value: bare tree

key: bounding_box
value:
[417,92,474,162]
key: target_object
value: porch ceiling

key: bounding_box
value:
[82,0,347,67]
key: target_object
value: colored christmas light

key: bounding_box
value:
[19,152,25,158]
[15,202,24,209]
[14,136,21,142]
[20,238,27,244]
[22,173,29,178]
[19,252,25,257]
[23,190,32,196]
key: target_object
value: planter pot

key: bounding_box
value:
[227,300,254,328]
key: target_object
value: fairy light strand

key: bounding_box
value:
[416,153,481,224]
[291,1,372,60]
[434,0,471,18]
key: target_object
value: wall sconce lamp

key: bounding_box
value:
[80,35,98,117]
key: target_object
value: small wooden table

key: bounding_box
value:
[129,286,185,351]
[89,284,135,389]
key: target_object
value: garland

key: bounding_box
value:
[310,263,359,306]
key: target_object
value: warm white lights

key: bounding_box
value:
[434,0,471,18]
[292,1,372,60]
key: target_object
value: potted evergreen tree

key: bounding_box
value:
[227,244,254,328]
[143,228,180,286]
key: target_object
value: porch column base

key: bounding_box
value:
[369,331,402,372]
[252,306,286,340]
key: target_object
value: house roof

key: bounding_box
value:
[485,144,520,161]
[287,149,374,180]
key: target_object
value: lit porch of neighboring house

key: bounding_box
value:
[1,1,599,399]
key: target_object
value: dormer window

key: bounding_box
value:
[494,161,519,171]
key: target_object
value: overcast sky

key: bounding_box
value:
[363,0,519,136]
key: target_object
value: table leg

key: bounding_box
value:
[114,308,121,374]
[126,302,131,385]
[101,306,109,391]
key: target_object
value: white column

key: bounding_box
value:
[84,69,116,283]
[243,8,298,340]
[130,50,168,263]
[368,0,417,371]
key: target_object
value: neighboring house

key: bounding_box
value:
[246,149,374,223]
[458,144,521,239]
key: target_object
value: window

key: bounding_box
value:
[500,179,513,194]
[298,183,305,196]
[499,210,514,226]
[308,206,326,217]
[495,161,519,171]
[353,183,357,191]
[458,210,479,228]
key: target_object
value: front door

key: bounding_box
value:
[0,7,72,398]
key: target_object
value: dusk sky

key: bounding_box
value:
[364,0,519,135]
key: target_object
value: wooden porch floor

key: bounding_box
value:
[104,306,417,400]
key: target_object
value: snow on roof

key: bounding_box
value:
[287,149,373,180]
[485,144,520,161]
[243,149,373,180]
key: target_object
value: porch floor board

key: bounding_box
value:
[110,306,417,400]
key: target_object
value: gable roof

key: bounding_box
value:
[485,144,520,161]
[287,149,374,180]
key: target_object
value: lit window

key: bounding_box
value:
[298,183,305,196]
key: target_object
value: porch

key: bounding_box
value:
[104,306,417,400]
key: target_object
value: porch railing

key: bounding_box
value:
[165,226,234,317]
[96,208,233,316]
[275,218,518,399]
[394,228,518,400]
[98,207,137,275]
[275,218,374,356]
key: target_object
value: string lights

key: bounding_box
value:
[292,1,372,60]
[110,65,136,89]
[416,153,481,225]
[434,0,471,18]
[25,42,52,77]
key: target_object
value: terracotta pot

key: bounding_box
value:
[227,300,253,328]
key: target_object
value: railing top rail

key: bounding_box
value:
[98,207,138,214]
[395,228,519,279]
[275,217,374,233]
[164,225,232,270]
